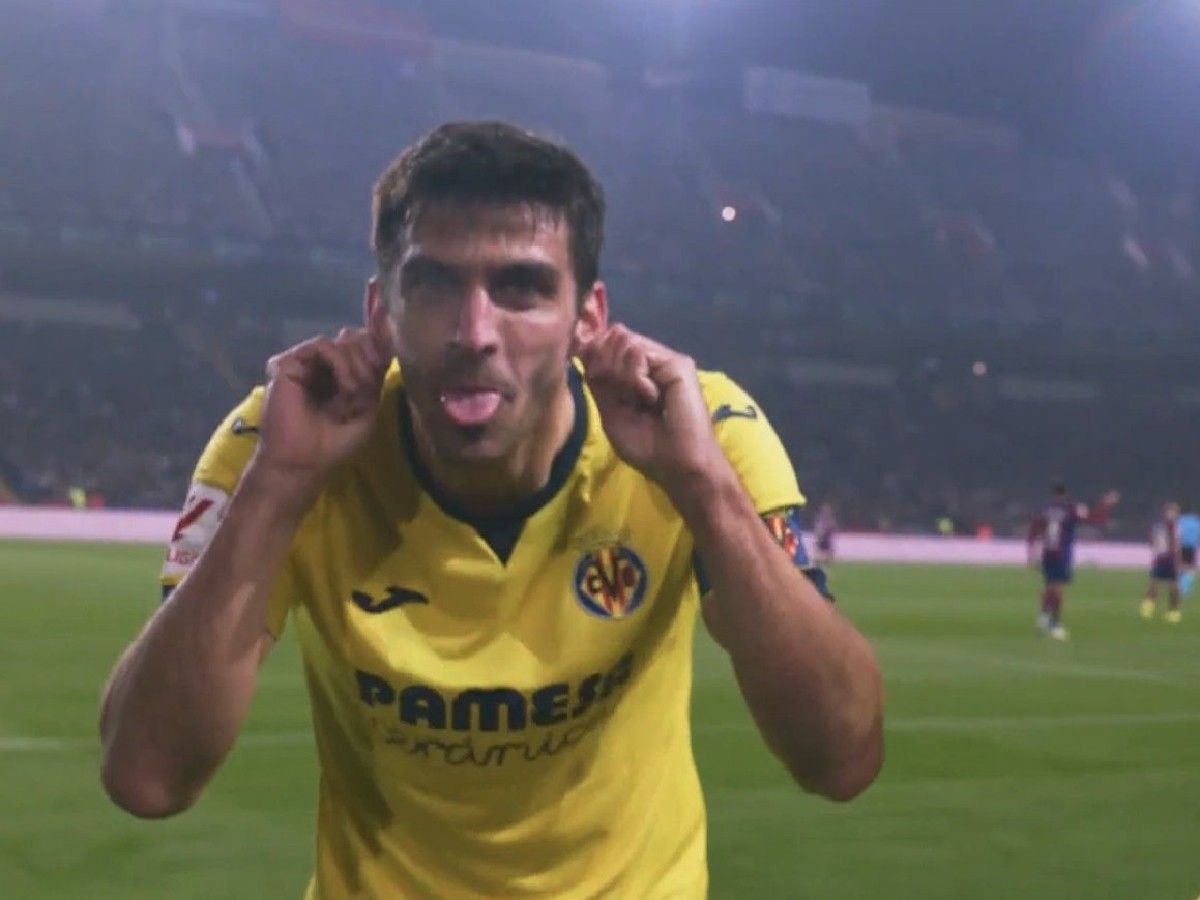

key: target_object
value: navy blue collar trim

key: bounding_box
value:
[398,366,588,558]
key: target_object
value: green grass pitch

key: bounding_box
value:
[1,540,1198,899]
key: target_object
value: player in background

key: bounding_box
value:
[814,501,838,566]
[1176,508,1198,600]
[1027,482,1119,641]
[1141,502,1183,623]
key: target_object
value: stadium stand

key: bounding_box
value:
[2,0,1198,537]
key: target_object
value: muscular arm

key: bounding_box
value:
[579,326,883,800]
[686,466,884,801]
[99,463,304,818]
[99,320,389,819]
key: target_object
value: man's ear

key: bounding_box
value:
[365,276,381,325]
[365,277,395,359]
[571,280,608,355]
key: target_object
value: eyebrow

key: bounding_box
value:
[490,261,561,290]
[399,255,561,287]
[398,256,459,284]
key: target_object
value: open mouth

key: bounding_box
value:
[439,387,504,427]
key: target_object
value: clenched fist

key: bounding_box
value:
[579,324,728,498]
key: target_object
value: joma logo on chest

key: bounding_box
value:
[350,586,429,614]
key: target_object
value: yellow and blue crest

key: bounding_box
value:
[573,544,648,620]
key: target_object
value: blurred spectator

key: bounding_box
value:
[1,2,1197,534]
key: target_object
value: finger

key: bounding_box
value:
[293,338,359,414]
[579,339,613,394]
[598,323,673,364]
[616,341,660,407]
[600,325,689,397]
[265,352,308,388]
[575,335,600,371]
[583,328,632,399]
[265,352,286,382]
[601,324,640,379]
[579,325,618,375]
[574,321,606,363]
[266,336,329,384]
[334,335,377,417]
[643,345,696,391]
[337,330,389,415]
[335,328,376,392]
[591,363,655,411]
[622,329,674,361]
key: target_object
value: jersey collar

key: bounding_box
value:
[396,364,590,529]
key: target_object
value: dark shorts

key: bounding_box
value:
[1182,546,1196,567]
[1152,560,1179,582]
[1042,556,1073,584]
[817,535,834,554]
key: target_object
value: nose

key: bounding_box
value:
[451,285,500,355]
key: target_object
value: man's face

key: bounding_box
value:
[377,202,604,465]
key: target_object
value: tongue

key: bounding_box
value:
[441,389,502,427]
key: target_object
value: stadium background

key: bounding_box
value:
[2,1,1199,897]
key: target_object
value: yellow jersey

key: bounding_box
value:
[161,363,806,899]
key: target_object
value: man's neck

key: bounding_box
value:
[413,378,578,520]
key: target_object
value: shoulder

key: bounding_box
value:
[193,362,406,493]
[696,369,805,511]
[697,370,759,417]
[193,386,267,492]
[697,370,780,436]
[697,369,781,442]
[161,387,265,589]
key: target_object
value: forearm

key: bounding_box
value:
[678,466,883,800]
[99,462,307,817]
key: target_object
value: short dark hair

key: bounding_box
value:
[1052,481,1067,497]
[371,121,605,295]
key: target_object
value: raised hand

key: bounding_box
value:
[253,327,391,505]
[578,324,728,498]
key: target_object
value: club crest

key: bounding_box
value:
[573,543,648,620]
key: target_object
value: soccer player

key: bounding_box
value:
[1027,482,1119,641]
[814,500,838,565]
[1141,502,1183,623]
[1177,508,1199,600]
[98,122,884,898]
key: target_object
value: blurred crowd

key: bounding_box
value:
[0,299,255,509]
[2,2,1198,537]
